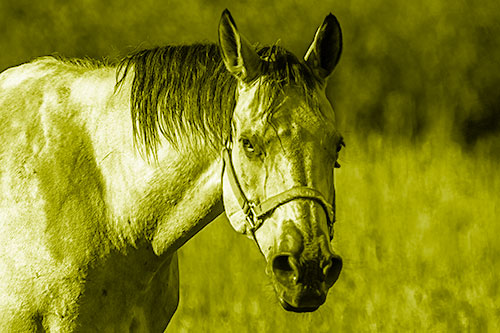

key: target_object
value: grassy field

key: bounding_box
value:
[1,0,499,331]
[168,133,499,332]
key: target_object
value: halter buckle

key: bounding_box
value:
[245,203,262,234]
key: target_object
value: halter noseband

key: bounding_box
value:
[222,146,336,245]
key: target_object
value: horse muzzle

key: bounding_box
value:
[270,250,342,312]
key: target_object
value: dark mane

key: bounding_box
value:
[116,44,235,157]
[116,43,319,157]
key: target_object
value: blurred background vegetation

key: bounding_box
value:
[1,0,498,331]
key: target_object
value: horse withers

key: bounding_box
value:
[0,9,344,331]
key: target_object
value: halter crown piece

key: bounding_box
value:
[221,143,336,245]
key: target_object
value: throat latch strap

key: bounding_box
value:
[222,147,335,238]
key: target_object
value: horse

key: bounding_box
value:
[0,9,344,332]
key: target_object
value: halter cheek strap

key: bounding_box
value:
[222,147,335,241]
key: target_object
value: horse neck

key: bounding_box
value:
[102,141,224,256]
[146,149,225,256]
[94,67,227,256]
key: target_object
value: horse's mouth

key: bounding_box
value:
[278,297,320,313]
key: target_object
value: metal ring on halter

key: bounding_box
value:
[245,203,263,233]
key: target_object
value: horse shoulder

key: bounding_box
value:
[0,58,122,329]
[0,57,182,331]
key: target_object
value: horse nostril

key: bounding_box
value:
[323,255,342,287]
[272,254,300,286]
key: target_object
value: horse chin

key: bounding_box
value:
[278,297,321,313]
[273,283,327,313]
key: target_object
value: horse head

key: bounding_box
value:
[219,10,344,312]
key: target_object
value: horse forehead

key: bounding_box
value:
[271,97,335,140]
[236,85,336,137]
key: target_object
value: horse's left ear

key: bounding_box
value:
[304,13,342,81]
[218,9,262,83]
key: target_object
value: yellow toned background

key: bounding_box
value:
[1,0,498,331]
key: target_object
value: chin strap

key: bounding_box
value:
[222,147,335,243]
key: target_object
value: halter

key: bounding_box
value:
[222,145,336,251]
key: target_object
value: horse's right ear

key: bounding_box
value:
[218,9,261,83]
[304,13,342,82]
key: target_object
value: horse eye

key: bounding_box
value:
[242,138,255,153]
